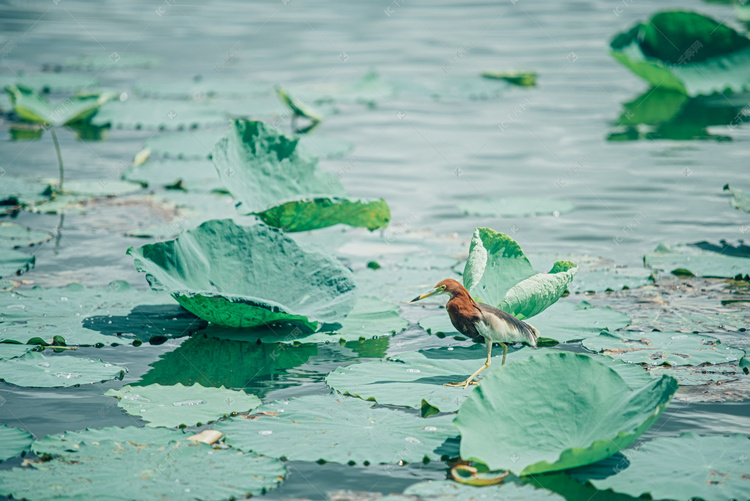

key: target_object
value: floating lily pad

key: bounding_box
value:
[0,439,285,500]
[354,266,456,305]
[582,331,744,366]
[610,10,750,96]
[0,352,126,388]
[253,197,390,232]
[463,228,576,319]
[5,85,113,126]
[0,249,34,278]
[92,98,227,130]
[454,352,677,475]
[585,433,750,501]
[458,197,573,218]
[206,296,407,345]
[122,158,223,192]
[0,72,99,93]
[0,176,50,214]
[481,70,538,87]
[725,184,750,213]
[404,480,563,500]
[63,53,161,70]
[0,425,33,461]
[137,335,317,391]
[128,219,357,330]
[0,344,34,360]
[32,426,185,458]
[0,281,206,346]
[647,365,740,386]
[216,394,456,465]
[104,383,261,428]
[0,223,53,249]
[645,242,750,279]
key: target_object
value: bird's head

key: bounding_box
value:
[410,278,466,302]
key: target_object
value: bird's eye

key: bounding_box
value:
[439,285,446,291]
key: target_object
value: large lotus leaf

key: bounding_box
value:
[0,72,99,93]
[0,425,33,461]
[104,383,261,427]
[215,394,456,465]
[122,158,223,193]
[458,197,574,217]
[5,85,113,126]
[92,98,227,130]
[498,261,577,319]
[582,331,744,366]
[404,480,564,500]
[33,426,185,458]
[0,352,126,388]
[725,184,750,213]
[454,352,677,475]
[205,296,407,345]
[584,433,750,501]
[253,197,390,232]
[354,266,456,305]
[0,440,285,500]
[610,10,750,96]
[327,346,652,415]
[0,176,50,214]
[136,335,316,391]
[0,222,53,249]
[128,219,357,329]
[0,344,33,360]
[0,281,206,346]
[0,248,34,278]
[645,242,750,279]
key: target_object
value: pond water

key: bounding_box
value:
[1,0,749,499]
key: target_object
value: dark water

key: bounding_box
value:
[1,0,749,499]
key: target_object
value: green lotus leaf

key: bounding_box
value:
[205,296,407,345]
[0,249,34,278]
[128,219,357,329]
[0,440,285,500]
[584,433,750,501]
[275,85,323,122]
[104,383,261,427]
[92,98,227,130]
[0,72,100,94]
[216,394,456,465]
[32,426,185,458]
[454,352,677,475]
[253,197,390,232]
[0,352,126,388]
[481,70,538,87]
[645,242,750,279]
[0,344,34,360]
[404,480,563,500]
[122,158,223,193]
[610,10,750,96]
[0,176,50,214]
[725,184,750,213]
[327,346,652,415]
[582,331,744,366]
[0,222,53,249]
[647,365,740,386]
[354,266,456,304]
[64,53,161,70]
[419,300,630,344]
[5,84,113,126]
[498,261,577,319]
[458,197,573,217]
[0,425,33,461]
[0,281,206,346]
[136,335,317,392]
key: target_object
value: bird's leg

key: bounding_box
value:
[445,340,493,389]
[501,342,507,366]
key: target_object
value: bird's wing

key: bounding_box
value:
[446,301,485,343]
[476,302,539,346]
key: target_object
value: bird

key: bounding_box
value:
[411,278,539,389]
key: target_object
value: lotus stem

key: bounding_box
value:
[50,127,64,193]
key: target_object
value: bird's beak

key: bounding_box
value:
[411,288,439,303]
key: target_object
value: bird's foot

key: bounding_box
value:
[444,381,479,389]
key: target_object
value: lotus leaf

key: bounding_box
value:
[567,267,653,293]
[645,242,750,279]
[0,249,34,278]
[0,176,50,214]
[0,72,99,93]
[0,440,285,500]
[129,219,357,329]
[354,266,455,304]
[463,228,576,318]
[104,383,261,427]
[215,394,457,465]
[454,352,677,475]
[0,222,53,249]
[0,425,33,461]
[0,344,34,360]
[404,480,563,500]
[586,433,750,501]
[122,158,223,193]
[582,331,744,366]
[610,10,750,96]
[458,197,573,217]
[205,296,407,345]
[647,365,739,386]
[276,85,323,122]
[92,98,227,130]
[5,84,113,126]
[253,197,390,232]
[725,184,750,213]
[0,352,126,388]
[481,70,538,87]
[0,281,206,346]
[32,426,185,458]
[63,53,161,70]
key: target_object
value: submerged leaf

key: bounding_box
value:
[104,383,261,427]
[644,242,750,279]
[216,394,456,465]
[0,222,53,249]
[0,249,34,278]
[0,352,126,388]
[253,197,390,232]
[5,84,113,126]
[454,352,677,475]
[128,219,357,329]
[0,425,33,461]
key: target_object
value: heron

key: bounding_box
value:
[411,278,539,389]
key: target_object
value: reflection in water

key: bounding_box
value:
[608,89,750,141]
[82,304,207,344]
